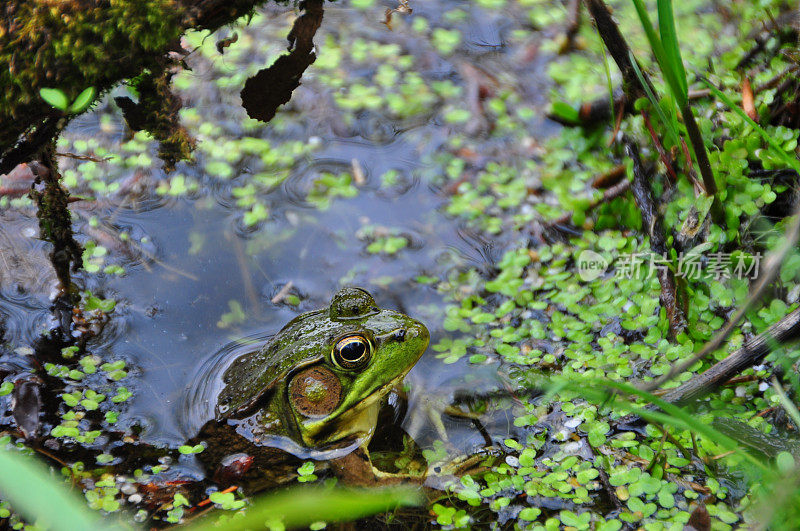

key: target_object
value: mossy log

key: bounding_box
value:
[0,0,291,174]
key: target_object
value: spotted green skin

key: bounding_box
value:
[216,287,429,449]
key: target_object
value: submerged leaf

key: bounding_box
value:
[11,377,41,440]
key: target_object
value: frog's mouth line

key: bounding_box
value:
[346,371,407,411]
[301,370,410,445]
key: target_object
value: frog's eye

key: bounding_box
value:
[332,335,372,370]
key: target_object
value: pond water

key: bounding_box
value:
[0,0,556,465]
[4,1,782,527]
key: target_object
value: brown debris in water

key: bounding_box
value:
[11,375,42,440]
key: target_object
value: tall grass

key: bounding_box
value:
[630,0,720,220]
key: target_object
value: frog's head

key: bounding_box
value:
[287,287,428,447]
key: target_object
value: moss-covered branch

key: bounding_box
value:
[0,0,291,174]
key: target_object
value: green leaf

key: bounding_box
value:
[39,88,69,111]
[629,52,680,149]
[0,448,116,531]
[629,0,685,106]
[190,486,422,531]
[550,101,580,123]
[519,507,541,521]
[178,444,204,455]
[84,294,116,312]
[657,0,687,100]
[703,79,800,174]
[174,492,190,507]
[69,87,96,113]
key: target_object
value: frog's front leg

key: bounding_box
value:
[329,445,425,486]
[423,447,502,490]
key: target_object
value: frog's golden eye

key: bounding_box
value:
[332,335,371,370]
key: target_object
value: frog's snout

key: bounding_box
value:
[407,322,430,348]
[392,323,427,343]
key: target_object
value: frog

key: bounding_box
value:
[188,287,429,490]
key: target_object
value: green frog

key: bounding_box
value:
[188,287,429,490]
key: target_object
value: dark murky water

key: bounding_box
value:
[0,0,554,461]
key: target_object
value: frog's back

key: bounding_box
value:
[216,309,329,418]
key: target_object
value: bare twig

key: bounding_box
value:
[584,0,655,101]
[271,281,295,304]
[659,302,800,406]
[55,152,113,163]
[626,141,686,337]
[641,197,800,396]
[640,111,677,185]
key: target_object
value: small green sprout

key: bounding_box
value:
[297,461,318,482]
[209,490,245,510]
[83,291,116,312]
[178,444,205,455]
[111,387,133,403]
[40,87,96,113]
[96,454,114,465]
[61,346,80,359]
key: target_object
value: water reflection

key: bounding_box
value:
[2,0,550,461]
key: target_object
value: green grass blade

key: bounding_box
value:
[0,448,109,530]
[703,79,800,174]
[657,0,688,100]
[630,0,686,106]
[629,51,681,148]
[599,25,615,124]
[631,0,665,62]
[548,375,769,471]
[550,101,580,124]
[189,486,423,531]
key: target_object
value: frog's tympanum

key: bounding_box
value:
[188,287,429,489]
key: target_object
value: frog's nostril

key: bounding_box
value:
[395,328,407,341]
